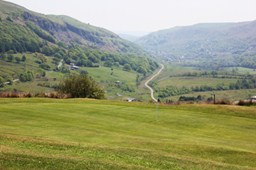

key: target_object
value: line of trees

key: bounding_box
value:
[0,53,27,63]
[172,69,254,79]
[158,77,256,98]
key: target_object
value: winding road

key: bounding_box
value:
[144,64,164,102]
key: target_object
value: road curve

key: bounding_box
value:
[144,64,164,102]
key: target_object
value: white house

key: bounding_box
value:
[70,63,79,70]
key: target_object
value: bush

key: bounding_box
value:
[237,100,255,106]
[19,71,34,82]
[0,92,33,98]
[58,74,105,99]
[215,99,231,105]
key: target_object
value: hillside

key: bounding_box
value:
[118,33,140,42]
[0,98,255,169]
[136,21,256,69]
[0,0,145,54]
[0,0,158,97]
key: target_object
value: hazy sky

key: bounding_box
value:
[5,0,256,35]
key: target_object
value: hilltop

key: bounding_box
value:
[136,21,256,69]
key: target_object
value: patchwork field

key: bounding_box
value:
[0,98,255,169]
[152,63,256,102]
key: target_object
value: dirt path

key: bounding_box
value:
[144,64,164,102]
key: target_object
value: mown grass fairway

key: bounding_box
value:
[0,98,256,170]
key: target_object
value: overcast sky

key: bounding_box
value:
[5,0,256,35]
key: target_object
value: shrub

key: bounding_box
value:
[237,100,255,106]
[58,74,105,99]
[215,99,231,105]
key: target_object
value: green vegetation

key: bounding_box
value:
[59,74,105,99]
[157,76,256,98]
[0,0,159,99]
[150,63,256,102]
[137,21,256,69]
[0,52,153,100]
[0,21,42,53]
[19,71,34,82]
[0,98,255,169]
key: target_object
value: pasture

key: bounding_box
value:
[0,98,255,169]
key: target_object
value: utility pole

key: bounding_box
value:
[211,93,216,104]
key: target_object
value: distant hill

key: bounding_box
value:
[118,34,139,42]
[136,21,256,69]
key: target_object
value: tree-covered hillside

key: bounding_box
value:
[137,21,256,69]
[0,0,157,70]
[0,0,145,54]
[0,0,158,98]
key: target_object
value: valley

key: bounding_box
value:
[1,0,256,103]
[150,63,256,102]
[0,0,256,169]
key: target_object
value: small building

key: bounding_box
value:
[126,97,136,102]
[250,96,256,102]
[70,63,79,70]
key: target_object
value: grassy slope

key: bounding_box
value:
[0,98,255,169]
[82,67,142,100]
[0,52,142,99]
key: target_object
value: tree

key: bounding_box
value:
[15,56,21,63]
[58,74,105,99]
[41,71,46,77]
[104,61,113,67]
[137,66,147,75]
[21,55,26,62]
[2,54,7,61]
[7,54,13,62]
[123,64,132,71]
[7,79,13,85]
[19,71,34,82]
[0,77,4,88]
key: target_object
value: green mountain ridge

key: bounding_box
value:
[0,0,145,54]
[136,21,256,69]
[0,0,158,98]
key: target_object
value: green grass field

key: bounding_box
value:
[0,98,255,169]
[157,77,236,88]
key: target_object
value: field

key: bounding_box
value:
[157,77,236,88]
[169,89,256,102]
[0,98,255,169]
[153,63,256,102]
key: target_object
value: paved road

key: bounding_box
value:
[144,64,164,102]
